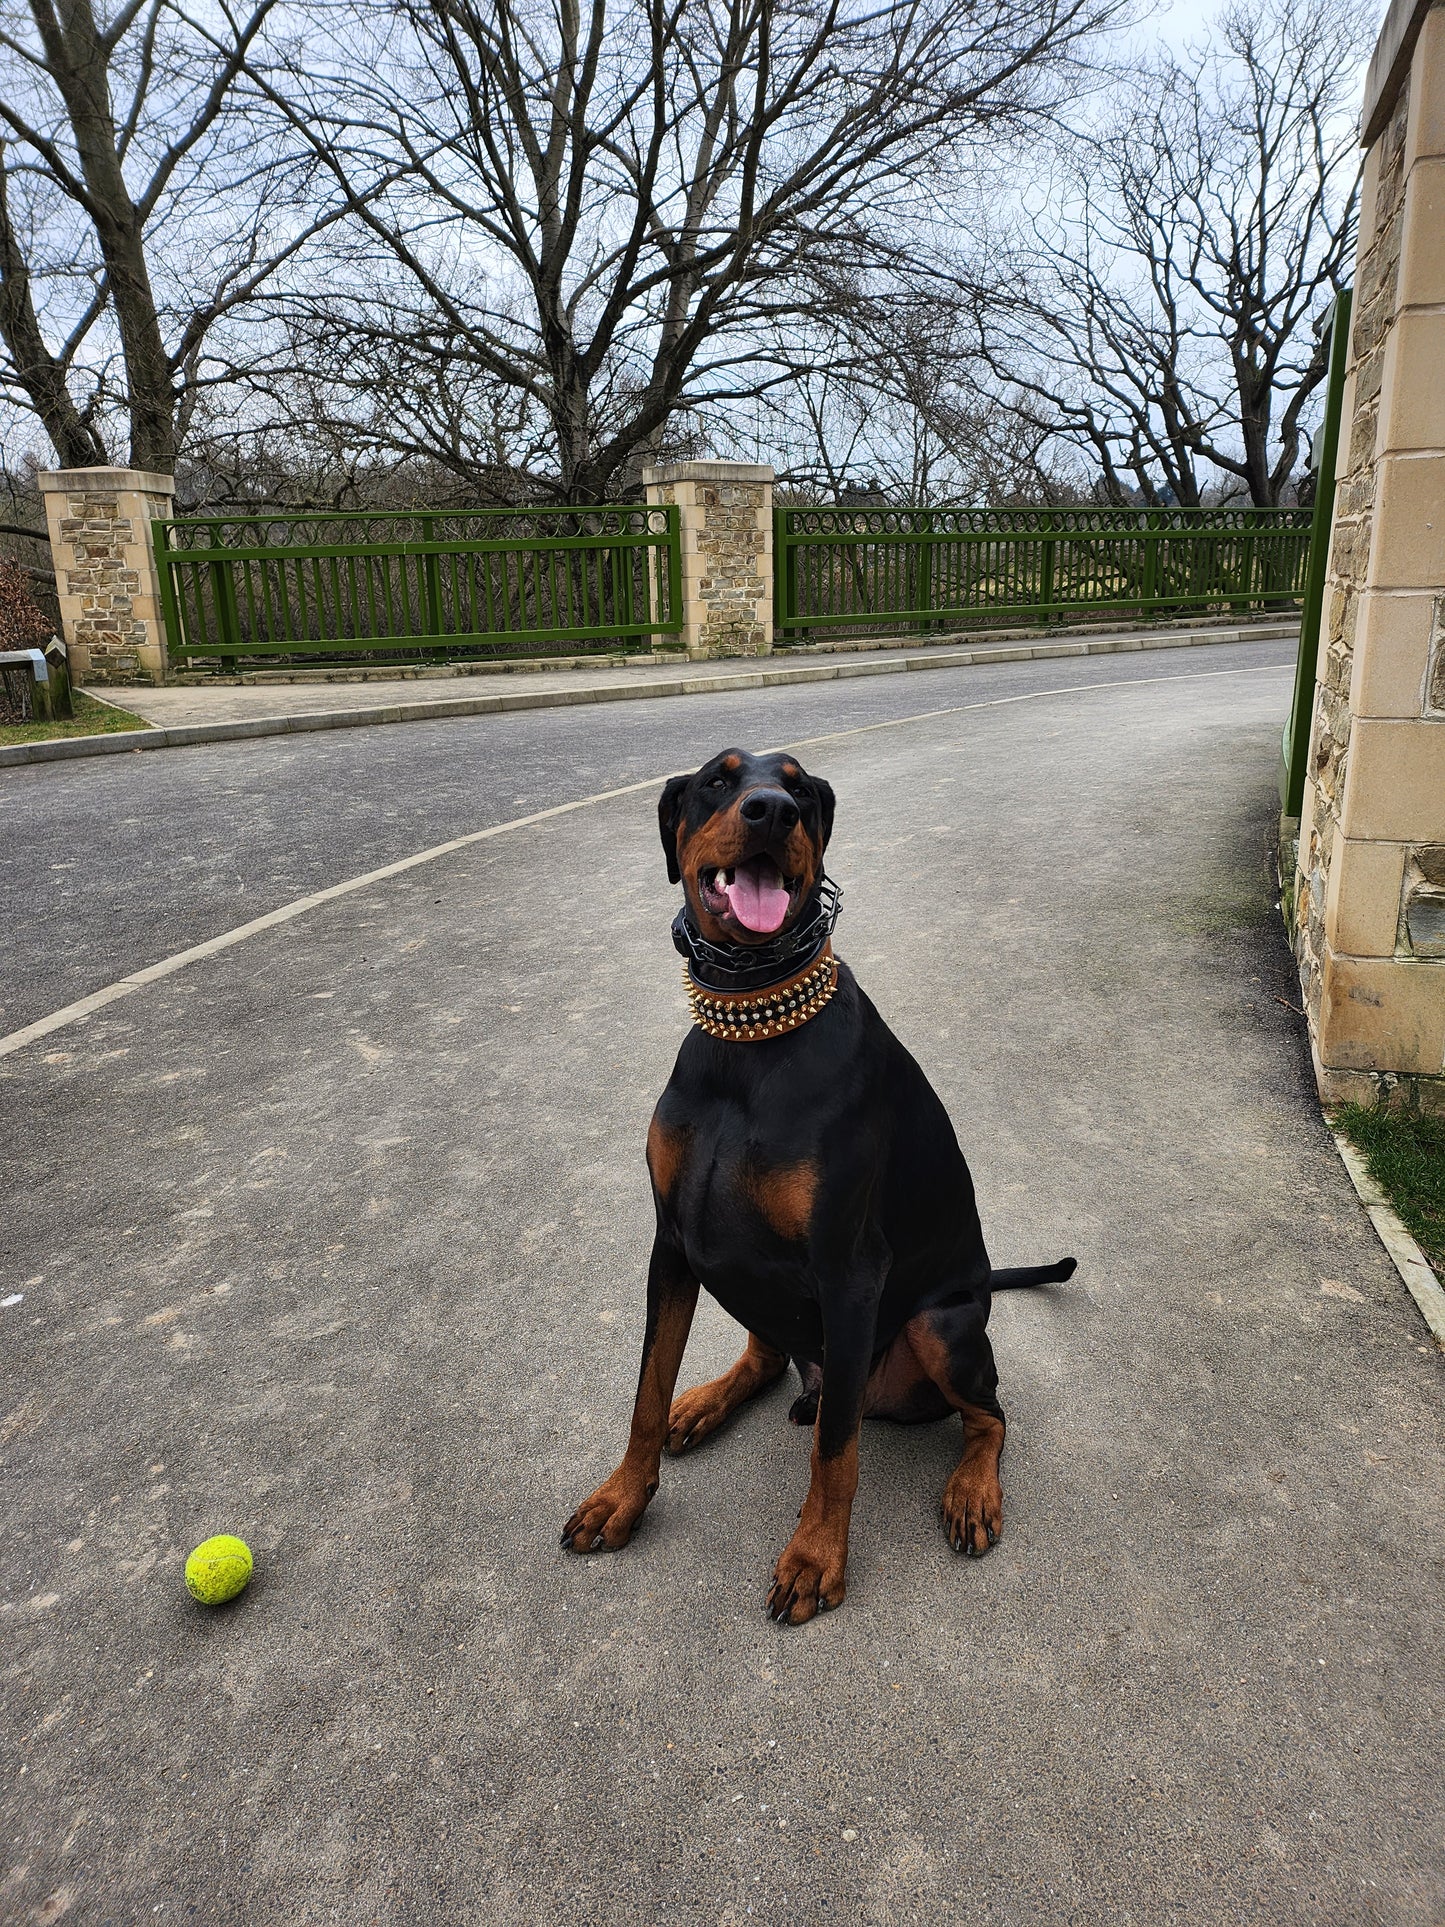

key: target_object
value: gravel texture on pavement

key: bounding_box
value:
[2,645,1441,1925]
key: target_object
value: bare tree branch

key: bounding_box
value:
[971,0,1365,504]
[246,0,1125,501]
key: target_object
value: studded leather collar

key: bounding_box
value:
[684,944,839,1042]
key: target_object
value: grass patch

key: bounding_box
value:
[1334,1102,1445,1279]
[0,690,151,747]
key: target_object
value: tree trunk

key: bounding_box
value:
[27,0,176,472]
[1238,368,1275,506]
[0,153,108,466]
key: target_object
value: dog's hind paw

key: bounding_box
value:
[941,1466,1002,1558]
[560,1469,656,1554]
[666,1382,733,1455]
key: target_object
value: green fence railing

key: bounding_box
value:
[153,505,683,665]
[1281,288,1352,818]
[774,504,1313,638]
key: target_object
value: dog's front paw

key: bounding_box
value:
[767,1527,847,1625]
[941,1464,1002,1557]
[560,1469,655,1553]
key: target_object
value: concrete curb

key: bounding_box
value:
[1,621,1296,769]
[1328,1125,1445,1347]
[158,614,1293,686]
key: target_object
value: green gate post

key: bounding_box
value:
[771,506,784,640]
[422,547,444,643]
[774,506,802,643]
[1039,534,1055,623]
[916,512,935,634]
[1281,287,1352,817]
[668,504,684,632]
[209,556,242,670]
[609,537,626,634]
[152,520,185,664]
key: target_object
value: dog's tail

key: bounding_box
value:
[989,1257,1076,1290]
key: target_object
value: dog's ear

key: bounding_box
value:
[812,775,836,852]
[658,772,691,885]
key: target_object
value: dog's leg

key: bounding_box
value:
[906,1300,1006,1557]
[561,1236,698,1553]
[666,1332,787,1455]
[767,1281,879,1625]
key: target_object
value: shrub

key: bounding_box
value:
[0,560,53,651]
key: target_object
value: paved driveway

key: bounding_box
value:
[1,636,1292,1034]
[2,654,1441,1924]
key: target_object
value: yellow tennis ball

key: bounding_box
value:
[185,1534,253,1605]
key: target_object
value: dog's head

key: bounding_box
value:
[658,749,835,947]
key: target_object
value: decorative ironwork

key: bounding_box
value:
[774,503,1312,635]
[153,504,682,664]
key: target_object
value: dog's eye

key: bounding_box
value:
[706,775,727,791]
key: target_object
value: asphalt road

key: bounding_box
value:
[3,635,1292,1036]
[3,642,1442,1925]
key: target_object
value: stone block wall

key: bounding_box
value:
[643,461,773,657]
[1294,0,1445,1113]
[38,467,175,685]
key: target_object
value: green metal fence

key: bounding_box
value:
[1281,289,1352,818]
[774,504,1313,638]
[153,505,683,665]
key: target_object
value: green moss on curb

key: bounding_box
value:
[1333,1103,1445,1280]
[0,691,152,747]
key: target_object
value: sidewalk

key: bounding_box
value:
[113,616,1298,726]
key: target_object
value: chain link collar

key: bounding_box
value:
[670,875,843,986]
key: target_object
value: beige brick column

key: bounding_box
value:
[1294,0,1445,1113]
[642,461,773,658]
[38,466,175,685]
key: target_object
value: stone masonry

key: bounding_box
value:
[1294,0,1445,1113]
[642,461,773,657]
[39,467,175,685]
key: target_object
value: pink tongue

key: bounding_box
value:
[724,858,790,934]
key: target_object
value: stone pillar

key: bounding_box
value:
[38,466,175,685]
[1293,0,1445,1113]
[642,461,773,658]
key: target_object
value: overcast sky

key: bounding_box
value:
[1150,0,1382,74]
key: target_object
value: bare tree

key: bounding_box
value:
[744,293,1081,502]
[250,0,1125,504]
[0,0,335,473]
[972,0,1367,505]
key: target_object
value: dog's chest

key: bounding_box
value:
[678,1120,816,1245]
[652,1098,822,1321]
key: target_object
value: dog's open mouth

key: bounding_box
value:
[698,855,796,936]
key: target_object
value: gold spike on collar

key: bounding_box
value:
[684,944,838,1042]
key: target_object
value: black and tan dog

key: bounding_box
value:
[561,747,1073,1624]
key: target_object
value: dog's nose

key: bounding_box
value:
[739,787,800,835]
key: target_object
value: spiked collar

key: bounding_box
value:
[683,943,839,1042]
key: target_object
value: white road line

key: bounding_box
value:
[1,660,1291,1061]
